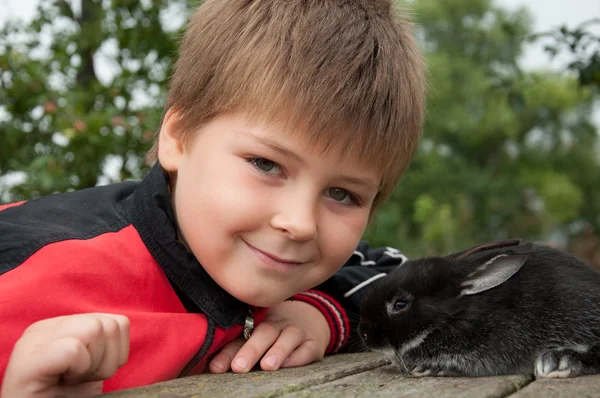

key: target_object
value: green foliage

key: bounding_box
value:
[1,0,599,256]
[530,18,600,90]
[0,0,195,199]
[365,0,600,255]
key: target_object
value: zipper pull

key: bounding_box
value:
[243,310,254,340]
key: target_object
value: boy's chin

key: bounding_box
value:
[239,295,286,308]
[228,287,292,308]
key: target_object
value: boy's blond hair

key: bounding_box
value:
[147,0,426,211]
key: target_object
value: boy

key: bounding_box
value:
[0,0,425,396]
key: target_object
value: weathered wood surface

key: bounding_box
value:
[101,352,600,397]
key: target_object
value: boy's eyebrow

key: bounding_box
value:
[237,130,380,189]
[236,130,307,165]
[336,175,380,189]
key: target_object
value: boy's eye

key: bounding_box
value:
[250,157,282,175]
[328,187,348,201]
[326,187,361,206]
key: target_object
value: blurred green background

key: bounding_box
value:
[1,0,599,263]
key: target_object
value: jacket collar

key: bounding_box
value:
[129,164,249,328]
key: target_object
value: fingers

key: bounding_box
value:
[40,337,93,384]
[209,338,244,373]
[280,339,323,368]
[259,325,306,371]
[78,318,105,381]
[1,312,130,398]
[230,323,283,373]
[230,323,311,373]
[87,316,123,381]
[211,300,331,375]
[61,314,130,383]
[214,323,325,374]
[116,315,130,367]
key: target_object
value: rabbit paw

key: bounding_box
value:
[410,365,433,377]
[534,351,580,378]
[410,365,449,377]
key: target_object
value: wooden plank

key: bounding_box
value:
[280,366,532,398]
[99,351,600,397]
[509,375,600,398]
[102,352,388,397]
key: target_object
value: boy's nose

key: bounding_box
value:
[270,198,318,242]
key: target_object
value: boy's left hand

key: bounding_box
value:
[209,300,330,373]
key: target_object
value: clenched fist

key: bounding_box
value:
[1,313,130,398]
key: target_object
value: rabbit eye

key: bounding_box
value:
[394,300,408,310]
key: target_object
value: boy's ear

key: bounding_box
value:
[158,108,185,172]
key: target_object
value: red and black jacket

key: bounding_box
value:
[0,165,406,393]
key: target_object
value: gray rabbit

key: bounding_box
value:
[358,239,600,378]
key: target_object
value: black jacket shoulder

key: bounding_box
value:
[0,181,138,274]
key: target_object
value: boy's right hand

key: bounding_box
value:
[1,313,130,398]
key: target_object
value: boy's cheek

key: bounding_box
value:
[304,259,350,292]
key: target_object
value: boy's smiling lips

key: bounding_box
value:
[243,240,307,270]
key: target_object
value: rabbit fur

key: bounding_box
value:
[358,239,600,378]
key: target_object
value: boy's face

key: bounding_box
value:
[159,111,380,307]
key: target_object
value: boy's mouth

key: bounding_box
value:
[243,240,306,267]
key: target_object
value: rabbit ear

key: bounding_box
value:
[460,253,528,296]
[454,239,521,260]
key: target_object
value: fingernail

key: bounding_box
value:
[234,356,249,369]
[211,361,226,372]
[264,355,278,369]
